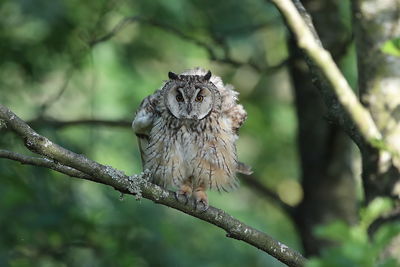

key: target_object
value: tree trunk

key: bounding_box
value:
[352,0,400,202]
[289,0,358,256]
[352,0,400,260]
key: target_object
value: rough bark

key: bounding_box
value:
[352,0,400,261]
[289,0,357,256]
[352,0,400,203]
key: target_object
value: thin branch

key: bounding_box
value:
[0,104,306,267]
[143,18,218,57]
[144,19,286,73]
[38,67,75,117]
[240,174,294,215]
[27,118,132,129]
[0,149,94,181]
[88,15,141,47]
[269,0,383,149]
[216,21,277,35]
[88,15,286,74]
[368,205,400,236]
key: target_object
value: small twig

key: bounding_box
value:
[368,205,400,236]
[217,22,277,35]
[144,19,281,73]
[240,174,294,215]
[38,3,120,118]
[38,67,75,117]
[88,15,286,73]
[0,104,307,267]
[89,15,142,47]
[88,0,119,43]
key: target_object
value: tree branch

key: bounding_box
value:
[268,0,384,150]
[240,174,294,216]
[0,149,97,181]
[88,15,141,47]
[88,15,286,74]
[27,118,132,129]
[368,205,400,237]
[22,117,294,216]
[38,67,75,117]
[0,104,306,267]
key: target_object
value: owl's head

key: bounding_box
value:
[163,70,221,120]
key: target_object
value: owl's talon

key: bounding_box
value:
[175,191,190,205]
[195,199,209,212]
[193,187,208,212]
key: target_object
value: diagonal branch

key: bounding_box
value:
[38,67,75,117]
[240,174,294,215]
[27,118,132,129]
[88,15,141,47]
[0,149,94,181]
[19,117,294,216]
[0,104,306,267]
[268,0,384,151]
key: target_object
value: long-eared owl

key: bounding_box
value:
[132,68,250,210]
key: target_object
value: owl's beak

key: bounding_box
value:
[186,103,192,114]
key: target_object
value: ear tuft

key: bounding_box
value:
[168,71,179,80]
[204,70,212,81]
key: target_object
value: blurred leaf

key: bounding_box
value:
[314,221,351,243]
[360,198,393,230]
[309,199,399,267]
[381,37,400,57]
[373,222,400,252]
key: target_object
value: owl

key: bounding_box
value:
[132,68,251,211]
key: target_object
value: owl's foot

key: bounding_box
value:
[175,184,193,205]
[175,191,190,205]
[193,189,209,212]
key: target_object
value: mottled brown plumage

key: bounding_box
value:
[132,68,250,210]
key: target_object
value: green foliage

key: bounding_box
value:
[307,198,400,267]
[381,38,400,57]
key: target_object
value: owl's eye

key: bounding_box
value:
[195,94,204,102]
[176,93,184,102]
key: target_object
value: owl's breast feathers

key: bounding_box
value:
[143,113,239,192]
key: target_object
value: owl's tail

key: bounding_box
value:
[236,161,253,175]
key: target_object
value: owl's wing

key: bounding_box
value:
[226,103,247,134]
[218,82,247,134]
[219,83,252,175]
[226,105,252,175]
[132,92,160,166]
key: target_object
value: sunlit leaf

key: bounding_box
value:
[373,222,400,252]
[381,37,400,57]
[360,198,393,229]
